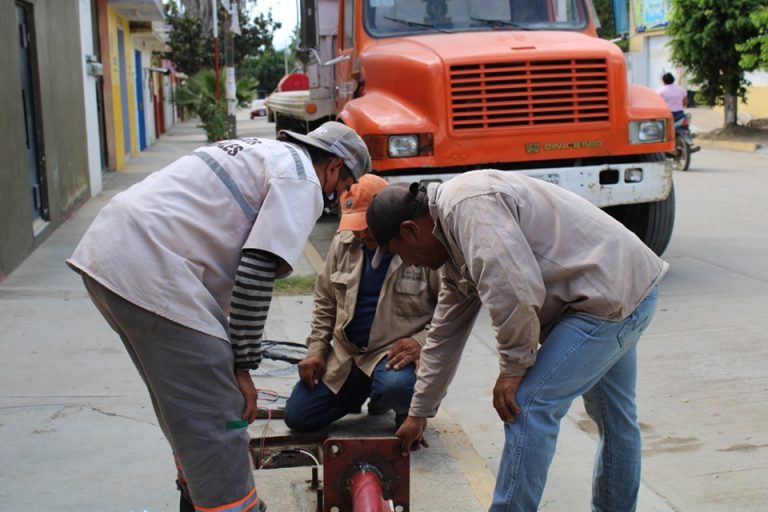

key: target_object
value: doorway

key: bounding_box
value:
[134,50,147,150]
[117,28,130,158]
[16,1,47,224]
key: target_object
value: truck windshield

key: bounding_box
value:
[364,0,588,38]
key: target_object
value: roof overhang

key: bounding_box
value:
[108,0,164,22]
[130,20,169,51]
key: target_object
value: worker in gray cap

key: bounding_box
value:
[366,170,667,512]
[67,121,370,512]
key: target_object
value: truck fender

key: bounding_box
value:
[337,91,435,135]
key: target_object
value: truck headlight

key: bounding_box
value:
[388,135,419,157]
[629,120,666,143]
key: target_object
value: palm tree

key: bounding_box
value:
[175,69,259,141]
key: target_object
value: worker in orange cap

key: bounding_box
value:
[284,176,440,431]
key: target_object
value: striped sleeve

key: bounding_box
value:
[229,250,277,370]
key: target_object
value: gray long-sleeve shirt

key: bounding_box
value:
[410,170,669,417]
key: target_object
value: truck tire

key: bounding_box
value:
[274,114,287,136]
[603,156,675,255]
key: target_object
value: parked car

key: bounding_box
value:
[250,99,267,119]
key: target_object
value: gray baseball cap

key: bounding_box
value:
[279,121,372,181]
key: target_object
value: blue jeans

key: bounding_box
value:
[283,357,416,432]
[491,287,659,512]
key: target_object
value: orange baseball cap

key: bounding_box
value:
[338,174,389,232]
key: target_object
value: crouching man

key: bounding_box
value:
[284,177,440,431]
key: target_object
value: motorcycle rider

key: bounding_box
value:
[656,72,688,123]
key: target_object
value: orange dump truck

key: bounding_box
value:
[266,0,676,254]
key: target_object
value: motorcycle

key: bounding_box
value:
[668,112,700,171]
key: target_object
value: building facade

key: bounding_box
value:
[626,0,768,119]
[1,0,167,278]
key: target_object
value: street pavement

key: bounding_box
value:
[1,109,766,511]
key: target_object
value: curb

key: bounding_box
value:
[696,139,762,153]
[302,241,325,275]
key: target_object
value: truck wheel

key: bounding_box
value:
[274,114,286,136]
[604,181,675,256]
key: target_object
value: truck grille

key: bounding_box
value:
[449,59,609,130]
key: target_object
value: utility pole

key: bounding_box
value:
[223,2,237,138]
[213,0,220,101]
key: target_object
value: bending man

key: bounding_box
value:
[366,170,668,512]
[68,122,371,512]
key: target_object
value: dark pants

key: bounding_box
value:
[81,275,259,510]
[283,357,416,432]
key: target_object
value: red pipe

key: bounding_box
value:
[350,470,390,512]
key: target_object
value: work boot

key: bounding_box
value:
[177,479,194,512]
[256,499,267,511]
[179,494,195,512]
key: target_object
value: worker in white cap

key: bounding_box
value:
[67,122,370,512]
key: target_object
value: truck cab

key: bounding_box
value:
[267,0,676,254]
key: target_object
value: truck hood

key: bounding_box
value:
[361,30,623,64]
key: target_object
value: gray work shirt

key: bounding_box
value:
[411,170,669,417]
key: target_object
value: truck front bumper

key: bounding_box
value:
[383,159,673,207]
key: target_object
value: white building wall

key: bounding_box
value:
[78,0,103,196]
[163,74,175,131]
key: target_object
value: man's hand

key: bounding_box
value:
[395,416,430,456]
[386,337,422,370]
[493,374,524,423]
[235,370,258,423]
[298,355,326,388]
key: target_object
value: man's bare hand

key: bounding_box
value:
[297,355,326,388]
[386,337,422,370]
[493,374,524,423]
[235,370,258,423]
[395,416,430,456]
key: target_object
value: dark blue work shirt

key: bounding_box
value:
[344,245,393,349]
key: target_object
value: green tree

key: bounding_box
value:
[592,0,629,51]
[240,28,301,94]
[240,48,286,95]
[667,0,768,127]
[165,2,281,76]
[165,2,212,76]
[737,6,768,70]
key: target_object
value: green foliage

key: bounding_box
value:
[164,3,282,77]
[591,0,629,52]
[165,2,213,76]
[737,6,768,69]
[175,69,259,141]
[240,26,301,95]
[667,0,768,108]
[240,50,282,95]
[274,275,317,296]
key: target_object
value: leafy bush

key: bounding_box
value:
[175,69,259,141]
